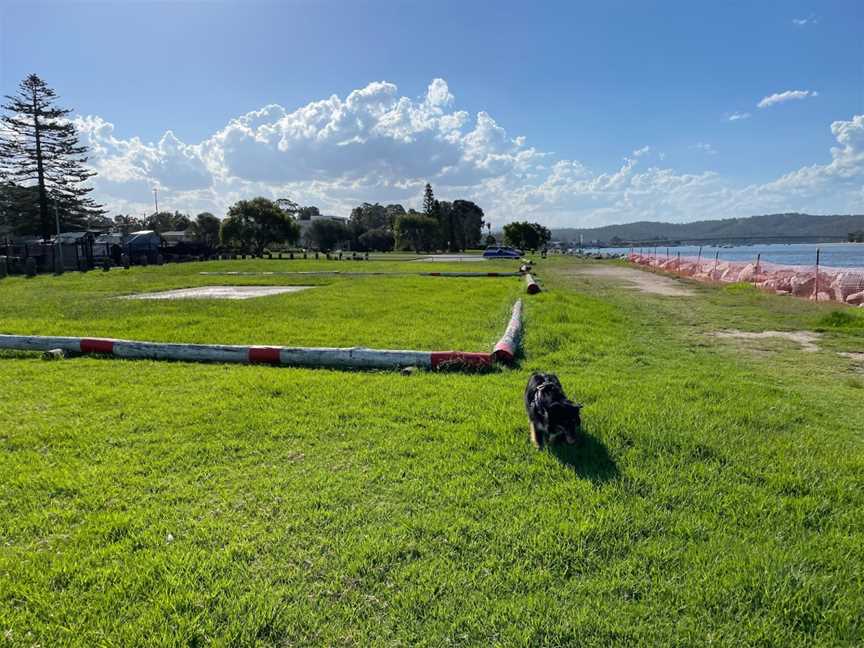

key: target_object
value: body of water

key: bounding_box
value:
[594,242,864,268]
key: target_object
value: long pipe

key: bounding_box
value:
[0,334,491,371]
[492,300,523,363]
[199,271,523,277]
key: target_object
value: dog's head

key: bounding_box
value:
[546,399,582,437]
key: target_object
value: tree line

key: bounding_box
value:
[501,221,551,251]
[214,184,488,253]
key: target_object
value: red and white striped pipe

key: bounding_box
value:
[525,274,541,294]
[0,334,491,371]
[200,271,522,277]
[492,300,523,363]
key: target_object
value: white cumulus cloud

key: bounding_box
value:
[757,90,819,109]
[70,79,864,228]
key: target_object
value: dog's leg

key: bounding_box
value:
[530,421,543,449]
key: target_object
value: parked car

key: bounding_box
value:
[483,246,523,259]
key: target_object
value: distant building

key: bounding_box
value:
[126,230,163,262]
[161,229,198,246]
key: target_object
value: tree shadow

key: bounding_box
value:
[547,429,619,483]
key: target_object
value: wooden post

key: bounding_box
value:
[713,250,719,279]
[696,245,703,273]
[676,251,681,275]
[525,273,541,294]
[54,244,64,275]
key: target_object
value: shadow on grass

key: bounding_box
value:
[548,431,618,483]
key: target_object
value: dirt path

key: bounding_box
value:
[566,265,695,296]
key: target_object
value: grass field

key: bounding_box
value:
[1,256,863,646]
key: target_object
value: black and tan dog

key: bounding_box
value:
[524,372,583,449]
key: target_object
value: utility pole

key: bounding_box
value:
[153,187,159,217]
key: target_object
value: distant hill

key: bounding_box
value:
[553,213,864,246]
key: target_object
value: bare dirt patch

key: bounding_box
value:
[838,352,864,362]
[711,330,821,352]
[568,265,695,296]
[122,286,313,300]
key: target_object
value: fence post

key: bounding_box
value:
[676,251,681,275]
[54,244,64,275]
[713,250,719,279]
[696,245,703,273]
[814,248,821,299]
[754,253,760,288]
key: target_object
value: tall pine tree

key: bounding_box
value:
[422,182,436,216]
[0,74,103,239]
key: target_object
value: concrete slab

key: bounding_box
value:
[123,285,313,300]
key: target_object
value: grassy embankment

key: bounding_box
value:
[1,255,862,646]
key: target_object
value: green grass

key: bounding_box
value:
[1,256,863,646]
[0,258,522,349]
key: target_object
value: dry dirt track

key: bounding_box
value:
[566,265,696,296]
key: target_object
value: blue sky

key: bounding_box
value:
[1,0,862,227]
